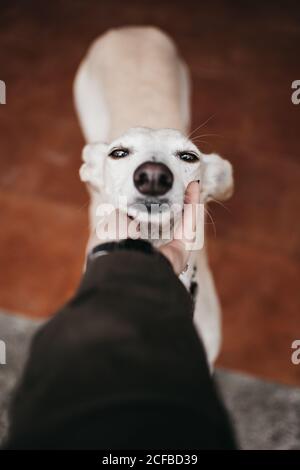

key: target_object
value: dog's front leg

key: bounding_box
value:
[193,249,222,368]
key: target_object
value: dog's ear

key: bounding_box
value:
[79,143,107,192]
[201,153,234,202]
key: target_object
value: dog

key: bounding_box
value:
[73,26,233,366]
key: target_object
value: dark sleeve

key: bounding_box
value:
[5,251,236,449]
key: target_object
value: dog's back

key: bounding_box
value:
[74,26,190,142]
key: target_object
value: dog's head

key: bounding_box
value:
[80,127,233,222]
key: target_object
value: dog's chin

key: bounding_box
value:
[127,198,181,225]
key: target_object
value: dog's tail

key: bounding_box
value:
[73,26,191,143]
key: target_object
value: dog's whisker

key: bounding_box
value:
[192,139,211,147]
[204,207,217,238]
[209,197,232,214]
[75,200,90,213]
[192,133,223,139]
[186,114,217,140]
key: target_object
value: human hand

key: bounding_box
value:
[88,181,201,276]
[159,181,201,275]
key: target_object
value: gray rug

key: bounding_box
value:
[0,310,299,449]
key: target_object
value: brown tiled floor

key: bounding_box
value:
[0,0,299,385]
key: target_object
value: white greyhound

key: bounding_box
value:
[73,26,233,366]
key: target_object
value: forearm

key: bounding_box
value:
[5,251,235,449]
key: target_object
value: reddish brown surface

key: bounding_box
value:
[0,0,299,385]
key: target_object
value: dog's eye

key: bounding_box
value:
[109,148,129,159]
[178,151,199,163]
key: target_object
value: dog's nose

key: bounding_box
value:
[133,161,174,196]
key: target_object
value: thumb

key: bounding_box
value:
[159,180,201,275]
[178,180,201,245]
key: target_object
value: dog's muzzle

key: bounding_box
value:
[133,161,173,196]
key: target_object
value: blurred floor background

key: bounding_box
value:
[0,0,299,385]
